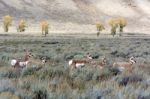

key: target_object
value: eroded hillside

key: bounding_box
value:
[0,0,150,33]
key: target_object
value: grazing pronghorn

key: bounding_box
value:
[11,51,33,68]
[41,57,47,65]
[90,57,107,69]
[113,57,136,72]
[68,53,93,70]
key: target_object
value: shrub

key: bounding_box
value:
[17,19,27,32]
[0,67,20,78]
[70,67,118,83]
[98,68,115,80]
[0,79,16,93]
[138,92,150,99]
[83,88,112,99]
[0,61,9,67]
[40,20,49,37]
[69,68,94,81]
[32,86,47,99]
[118,75,143,86]
[72,78,85,90]
[36,67,65,80]
[92,68,119,81]
[90,52,100,59]
[3,15,13,32]
[0,92,19,99]
[96,22,105,37]
[20,81,31,91]
[21,67,36,77]
[64,52,84,61]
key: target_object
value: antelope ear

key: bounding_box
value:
[102,57,106,60]
[130,56,135,59]
[29,53,33,56]
[24,49,29,53]
[41,57,44,60]
[134,60,137,63]
[132,56,135,58]
[86,53,90,55]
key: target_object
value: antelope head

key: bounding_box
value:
[102,57,107,64]
[85,53,93,60]
[24,50,34,61]
[129,56,136,64]
[41,57,47,64]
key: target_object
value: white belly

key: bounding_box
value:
[76,63,85,68]
[19,61,28,67]
[118,66,125,72]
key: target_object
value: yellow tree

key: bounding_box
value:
[96,22,105,37]
[18,19,27,32]
[3,15,13,32]
[108,18,119,37]
[117,17,127,36]
[40,20,49,37]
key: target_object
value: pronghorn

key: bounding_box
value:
[68,53,93,70]
[11,51,33,68]
[96,57,107,69]
[113,57,136,72]
[40,56,47,65]
[90,57,107,69]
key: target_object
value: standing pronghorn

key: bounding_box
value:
[68,53,93,70]
[113,57,136,72]
[11,51,33,68]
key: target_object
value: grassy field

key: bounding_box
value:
[0,34,150,99]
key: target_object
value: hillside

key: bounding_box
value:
[0,0,150,34]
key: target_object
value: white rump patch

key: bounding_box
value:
[68,60,73,66]
[11,59,17,66]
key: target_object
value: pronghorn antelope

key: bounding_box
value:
[90,57,107,69]
[68,53,93,70]
[40,57,47,65]
[113,57,136,72]
[11,51,33,68]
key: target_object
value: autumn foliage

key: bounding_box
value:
[109,17,127,37]
[18,19,27,32]
[41,20,49,37]
[3,15,13,32]
[117,18,127,33]
[96,22,105,36]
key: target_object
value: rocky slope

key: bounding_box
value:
[0,0,150,33]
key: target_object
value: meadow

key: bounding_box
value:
[0,34,149,99]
